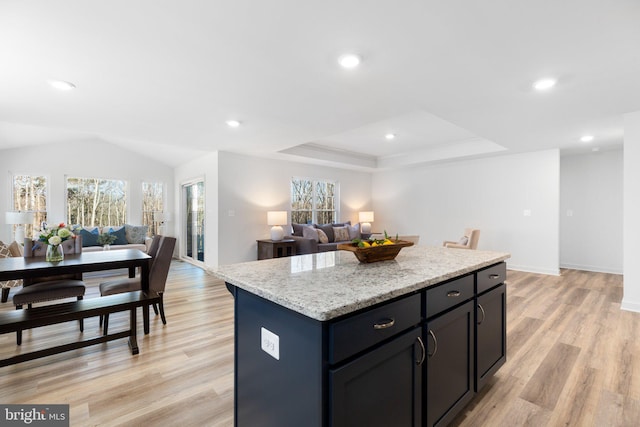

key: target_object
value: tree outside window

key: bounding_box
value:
[12,175,47,237]
[66,177,127,226]
[142,181,164,236]
[291,178,338,224]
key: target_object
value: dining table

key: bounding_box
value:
[0,249,153,367]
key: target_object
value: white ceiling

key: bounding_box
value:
[1,0,638,170]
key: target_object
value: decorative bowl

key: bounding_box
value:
[337,240,414,263]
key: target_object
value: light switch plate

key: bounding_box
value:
[261,327,280,360]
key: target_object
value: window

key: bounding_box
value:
[142,181,164,236]
[66,177,127,226]
[12,175,47,237]
[291,178,338,224]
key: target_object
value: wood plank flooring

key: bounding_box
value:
[1,262,639,426]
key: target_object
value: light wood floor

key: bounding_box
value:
[1,262,639,426]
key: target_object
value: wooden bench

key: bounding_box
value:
[0,291,159,367]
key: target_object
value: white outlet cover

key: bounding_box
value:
[523,209,531,217]
[261,327,280,360]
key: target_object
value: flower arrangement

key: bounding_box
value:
[38,222,74,247]
[97,232,117,246]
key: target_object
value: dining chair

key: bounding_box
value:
[99,236,176,335]
[13,236,86,345]
[443,228,480,250]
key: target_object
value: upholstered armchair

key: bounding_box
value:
[443,228,480,250]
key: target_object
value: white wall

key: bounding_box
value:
[372,150,560,275]
[173,151,219,271]
[623,111,640,312]
[217,151,372,266]
[1,140,174,243]
[560,150,623,274]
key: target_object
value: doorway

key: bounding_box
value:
[182,179,205,264]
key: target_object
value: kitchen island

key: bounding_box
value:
[215,246,511,427]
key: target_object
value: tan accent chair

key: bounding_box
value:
[99,236,176,335]
[443,229,480,250]
[0,240,24,303]
[14,236,86,345]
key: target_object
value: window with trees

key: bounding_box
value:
[12,175,48,236]
[66,177,127,226]
[291,178,338,224]
[142,181,164,236]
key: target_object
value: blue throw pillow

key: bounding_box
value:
[79,228,100,247]
[108,227,128,245]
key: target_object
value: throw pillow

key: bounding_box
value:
[302,225,319,242]
[333,226,350,242]
[0,241,22,288]
[316,224,335,243]
[79,228,101,247]
[8,240,23,257]
[108,226,128,245]
[292,223,306,237]
[125,224,148,244]
[458,236,469,245]
[347,223,361,240]
[317,228,329,244]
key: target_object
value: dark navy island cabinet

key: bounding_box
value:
[226,261,507,427]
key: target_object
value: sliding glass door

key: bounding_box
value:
[183,180,205,264]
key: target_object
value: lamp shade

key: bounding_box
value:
[5,211,35,225]
[267,211,287,226]
[359,211,374,223]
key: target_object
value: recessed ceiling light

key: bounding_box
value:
[580,135,594,143]
[533,78,556,91]
[385,133,396,140]
[226,120,241,128]
[338,54,361,69]
[49,80,76,90]
[592,147,600,152]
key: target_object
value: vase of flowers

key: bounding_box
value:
[97,232,117,250]
[39,223,74,262]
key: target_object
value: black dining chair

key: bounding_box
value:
[13,236,86,345]
[99,236,176,335]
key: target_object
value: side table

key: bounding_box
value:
[257,239,296,260]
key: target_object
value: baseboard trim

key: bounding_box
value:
[506,263,560,276]
[560,263,623,275]
[621,299,640,313]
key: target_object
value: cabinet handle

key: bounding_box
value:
[373,318,395,329]
[416,337,426,366]
[447,290,461,297]
[427,329,438,358]
[489,274,500,279]
[477,303,486,325]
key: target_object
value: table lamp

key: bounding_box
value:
[267,211,288,241]
[5,211,35,244]
[359,211,374,235]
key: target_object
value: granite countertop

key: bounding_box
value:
[214,246,511,321]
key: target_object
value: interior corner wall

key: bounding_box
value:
[0,140,174,243]
[371,149,560,275]
[173,151,219,271]
[623,111,640,312]
[217,151,372,266]
[560,150,623,274]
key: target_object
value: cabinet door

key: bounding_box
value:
[426,300,475,427]
[476,283,506,391]
[330,327,424,427]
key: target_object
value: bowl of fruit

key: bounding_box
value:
[337,232,414,263]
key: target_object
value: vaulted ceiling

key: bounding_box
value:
[1,1,638,170]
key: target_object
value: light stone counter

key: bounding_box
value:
[214,246,510,321]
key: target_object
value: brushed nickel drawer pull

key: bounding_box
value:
[416,336,426,366]
[489,274,500,279]
[447,290,461,297]
[478,303,486,325]
[428,329,438,358]
[373,318,395,329]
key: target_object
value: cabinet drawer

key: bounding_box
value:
[477,262,506,294]
[329,293,421,364]
[425,275,474,318]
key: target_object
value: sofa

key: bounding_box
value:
[75,224,154,253]
[289,222,360,254]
